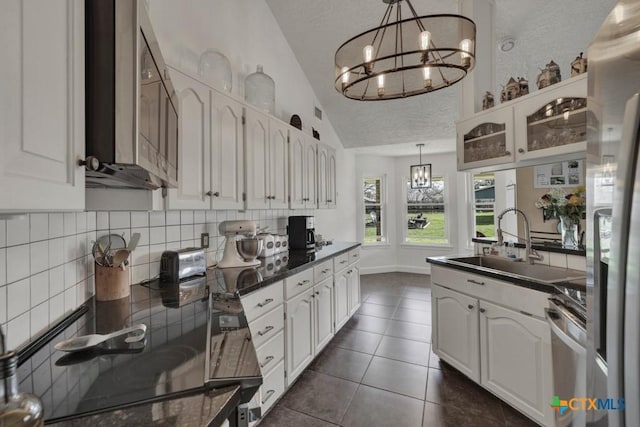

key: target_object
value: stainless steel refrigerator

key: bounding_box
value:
[587,1,640,425]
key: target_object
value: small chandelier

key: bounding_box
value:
[411,144,431,188]
[335,0,476,101]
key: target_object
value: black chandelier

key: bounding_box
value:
[410,144,432,188]
[335,0,476,101]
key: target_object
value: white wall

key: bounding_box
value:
[354,152,474,275]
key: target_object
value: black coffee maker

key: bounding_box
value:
[288,216,316,250]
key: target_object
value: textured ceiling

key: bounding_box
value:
[266,0,615,155]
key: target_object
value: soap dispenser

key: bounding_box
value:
[0,327,44,426]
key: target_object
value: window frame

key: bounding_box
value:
[472,172,497,239]
[362,175,387,246]
[402,175,451,247]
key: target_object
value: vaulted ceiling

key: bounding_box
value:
[266,0,615,155]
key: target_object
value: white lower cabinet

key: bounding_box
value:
[431,265,554,426]
[431,285,480,382]
[259,359,285,414]
[479,300,552,425]
[285,289,315,385]
[314,278,334,353]
[347,265,361,316]
[334,269,350,332]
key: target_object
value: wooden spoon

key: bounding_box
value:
[112,249,131,271]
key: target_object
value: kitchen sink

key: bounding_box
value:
[448,256,586,284]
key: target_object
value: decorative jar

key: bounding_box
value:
[559,216,580,249]
[245,65,275,114]
[197,49,232,92]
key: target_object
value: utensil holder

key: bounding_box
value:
[95,263,130,301]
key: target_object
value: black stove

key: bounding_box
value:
[17,274,260,424]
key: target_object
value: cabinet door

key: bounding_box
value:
[431,285,480,382]
[1,0,85,212]
[211,92,244,209]
[456,103,515,171]
[479,300,552,426]
[288,129,306,209]
[334,270,350,332]
[317,144,328,208]
[269,119,289,209]
[166,70,210,210]
[327,147,337,208]
[514,74,587,163]
[314,279,334,353]
[347,265,361,316]
[305,140,318,208]
[244,108,270,209]
[285,290,314,385]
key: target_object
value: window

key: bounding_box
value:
[473,172,496,238]
[363,177,386,243]
[405,176,448,244]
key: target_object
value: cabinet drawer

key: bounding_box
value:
[255,330,284,376]
[284,269,314,299]
[334,252,350,271]
[260,359,285,414]
[348,247,361,264]
[314,260,334,283]
[241,281,284,323]
[249,305,284,348]
[431,265,549,318]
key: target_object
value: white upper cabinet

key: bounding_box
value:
[514,74,587,164]
[456,74,587,172]
[316,143,337,209]
[457,104,515,171]
[289,129,318,209]
[165,70,211,210]
[210,92,244,209]
[166,68,245,210]
[0,0,85,212]
[327,147,337,208]
[245,107,289,210]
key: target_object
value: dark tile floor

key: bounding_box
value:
[260,272,538,427]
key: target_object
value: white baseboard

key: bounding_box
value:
[359,265,397,275]
[360,264,431,275]
[396,265,431,275]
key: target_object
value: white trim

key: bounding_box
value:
[360,265,397,275]
[362,174,387,245]
[362,243,392,249]
[399,243,454,250]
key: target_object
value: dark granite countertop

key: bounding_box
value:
[19,241,360,426]
[208,241,361,296]
[472,237,586,256]
[427,255,587,294]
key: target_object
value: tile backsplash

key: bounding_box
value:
[0,209,309,349]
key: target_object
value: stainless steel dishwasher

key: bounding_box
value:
[546,294,587,427]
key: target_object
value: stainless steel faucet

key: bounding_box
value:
[496,208,543,265]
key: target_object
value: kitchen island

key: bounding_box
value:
[17,242,360,426]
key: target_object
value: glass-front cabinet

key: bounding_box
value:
[457,103,515,171]
[514,73,587,162]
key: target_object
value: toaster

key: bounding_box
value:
[160,248,207,282]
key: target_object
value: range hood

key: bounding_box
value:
[85,0,178,190]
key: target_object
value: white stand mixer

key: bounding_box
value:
[218,220,262,268]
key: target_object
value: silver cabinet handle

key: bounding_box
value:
[518,148,525,153]
[352,254,359,257]
[315,291,320,295]
[260,355,274,368]
[467,279,485,286]
[480,308,486,313]
[257,298,274,308]
[327,199,333,203]
[262,389,275,404]
[298,280,311,286]
[206,191,220,197]
[468,304,474,309]
[505,151,511,156]
[340,260,347,264]
[322,268,331,273]
[257,325,274,336]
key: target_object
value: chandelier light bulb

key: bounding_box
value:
[377,73,385,97]
[341,66,350,84]
[423,67,432,89]
[363,45,374,63]
[419,31,431,50]
[460,39,472,68]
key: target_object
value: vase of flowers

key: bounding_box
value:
[535,186,586,248]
